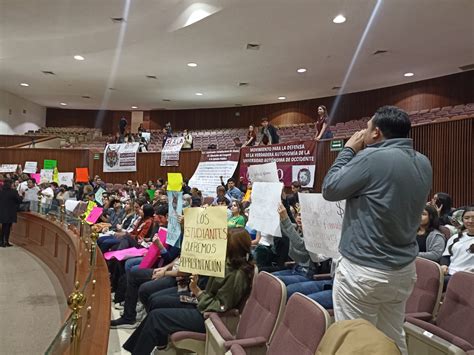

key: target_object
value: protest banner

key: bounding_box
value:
[247,182,283,237]
[43,159,57,170]
[180,206,228,278]
[75,167,89,182]
[160,137,185,167]
[299,193,345,258]
[167,191,183,247]
[239,140,317,187]
[188,150,240,197]
[40,169,54,183]
[103,143,139,172]
[57,172,74,187]
[0,164,18,173]
[248,161,279,182]
[167,172,183,191]
[23,161,37,174]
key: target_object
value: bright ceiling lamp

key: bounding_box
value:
[404,72,414,77]
[333,14,346,24]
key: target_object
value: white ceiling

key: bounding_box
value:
[0,0,473,111]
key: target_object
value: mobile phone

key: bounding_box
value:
[179,295,198,305]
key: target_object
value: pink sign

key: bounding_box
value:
[85,206,103,224]
[103,247,148,261]
[31,173,41,184]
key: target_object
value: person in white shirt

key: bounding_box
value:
[441,206,474,282]
[23,179,40,202]
[40,183,54,207]
[181,129,193,150]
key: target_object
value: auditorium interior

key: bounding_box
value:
[0,1,473,354]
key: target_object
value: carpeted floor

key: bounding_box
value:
[0,245,67,354]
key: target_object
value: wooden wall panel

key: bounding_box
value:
[150,71,474,130]
[0,135,49,147]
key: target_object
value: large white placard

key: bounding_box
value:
[40,169,54,183]
[248,162,279,182]
[58,172,74,187]
[299,193,345,258]
[23,161,38,174]
[103,143,139,172]
[247,182,283,237]
[188,150,240,197]
[0,164,18,173]
[160,137,185,167]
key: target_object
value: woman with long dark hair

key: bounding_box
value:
[314,105,333,140]
[0,179,23,247]
[123,228,254,354]
[416,205,446,262]
[243,125,257,147]
[431,192,453,225]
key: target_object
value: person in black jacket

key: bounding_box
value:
[0,179,23,247]
[119,117,128,136]
[260,117,279,145]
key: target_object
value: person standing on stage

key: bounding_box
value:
[0,179,23,247]
[322,106,432,355]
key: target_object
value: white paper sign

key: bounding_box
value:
[40,169,54,183]
[23,161,38,174]
[58,172,74,187]
[299,193,345,258]
[65,200,80,213]
[248,162,279,183]
[247,182,283,237]
[160,137,185,167]
[0,164,18,173]
[103,143,139,172]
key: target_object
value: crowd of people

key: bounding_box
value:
[0,106,472,355]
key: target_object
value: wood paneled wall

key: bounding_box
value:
[150,71,474,130]
[0,134,49,147]
[45,109,131,135]
[1,118,472,206]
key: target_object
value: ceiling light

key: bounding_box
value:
[297,68,307,73]
[60,102,67,106]
[20,83,29,87]
[195,92,203,96]
[278,96,286,100]
[131,106,138,109]
[404,72,414,77]
[333,14,346,24]
[187,62,198,67]
[74,55,85,61]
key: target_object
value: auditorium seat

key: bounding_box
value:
[204,271,286,354]
[405,258,444,321]
[228,293,331,355]
[404,271,474,354]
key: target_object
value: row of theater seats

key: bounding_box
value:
[168,259,474,354]
[46,102,474,152]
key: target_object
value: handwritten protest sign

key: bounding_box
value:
[0,164,18,173]
[247,182,283,237]
[40,169,53,183]
[86,207,103,224]
[167,172,183,191]
[299,193,345,258]
[23,161,37,174]
[31,173,41,184]
[180,206,228,278]
[57,172,74,187]
[75,168,89,182]
[43,159,57,170]
[95,187,106,205]
[248,162,279,182]
[167,191,183,247]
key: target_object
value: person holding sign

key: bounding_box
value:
[322,106,432,355]
[123,229,254,354]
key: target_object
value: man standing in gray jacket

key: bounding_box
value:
[322,106,432,355]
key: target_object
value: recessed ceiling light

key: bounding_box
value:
[187,62,198,67]
[297,68,307,73]
[333,14,346,24]
[131,106,138,109]
[195,92,203,96]
[278,96,286,100]
[60,102,67,106]
[74,55,85,61]
[404,72,414,77]
[20,83,29,87]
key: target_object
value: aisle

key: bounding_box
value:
[0,245,66,354]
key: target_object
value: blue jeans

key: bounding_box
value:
[97,235,120,253]
[287,280,334,309]
[272,267,308,286]
[125,257,143,274]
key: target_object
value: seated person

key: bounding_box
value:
[233,137,243,147]
[123,229,254,354]
[272,203,333,309]
[220,177,243,201]
[416,205,446,262]
[228,201,246,228]
[440,206,474,285]
[212,185,231,206]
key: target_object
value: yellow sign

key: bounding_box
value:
[180,206,228,278]
[167,172,183,192]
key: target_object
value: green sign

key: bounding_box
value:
[330,140,344,152]
[93,153,100,160]
[43,159,57,169]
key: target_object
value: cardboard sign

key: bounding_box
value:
[180,206,228,278]
[75,167,89,182]
[43,159,57,170]
[167,173,183,192]
[23,161,38,174]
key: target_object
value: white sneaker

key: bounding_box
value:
[114,302,124,310]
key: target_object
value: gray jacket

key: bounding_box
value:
[322,139,432,270]
[418,230,446,262]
